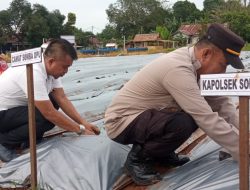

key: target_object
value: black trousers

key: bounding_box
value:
[0,95,59,148]
[113,109,198,158]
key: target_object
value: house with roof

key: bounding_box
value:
[89,36,102,48]
[174,24,202,45]
[133,33,161,48]
[1,35,31,53]
[127,33,177,49]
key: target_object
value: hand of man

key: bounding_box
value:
[84,123,100,135]
[83,129,96,135]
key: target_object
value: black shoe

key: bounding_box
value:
[156,152,190,167]
[124,144,162,186]
[0,144,17,162]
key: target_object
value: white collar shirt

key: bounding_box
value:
[0,59,62,110]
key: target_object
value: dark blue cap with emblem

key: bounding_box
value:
[206,23,245,69]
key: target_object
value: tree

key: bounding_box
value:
[209,0,250,41]
[47,10,65,38]
[67,13,76,26]
[222,0,243,10]
[203,0,225,12]
[63,13,76,35]
[8,0,32,42]
[106,0,169,38]
[164,16,179,37]
[172,0,202,23]
[97,24,118,44]
[24,4,50,47]
[74,28,94,48]
[25,14,50,47]
[24,4,65,47]
[156,26,170,39]
[0,0,69,49]
[0,0,32,50]
[0,10,11,48]
[217,11,250,41]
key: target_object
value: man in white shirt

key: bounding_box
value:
[0,39,100,162]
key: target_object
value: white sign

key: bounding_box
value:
[11,48,42,67]
[200,72,250,96]
[60,35,75,44]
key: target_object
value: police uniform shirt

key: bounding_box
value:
[105,46,241,161]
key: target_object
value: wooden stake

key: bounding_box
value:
[26,64,37,189]
[239,96,249,190]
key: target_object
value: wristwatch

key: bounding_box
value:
[77,124,85,135]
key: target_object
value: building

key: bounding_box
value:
[174,24,202,45]
[133,33,161,48]
[1,36,31,53]
[127,33,177,49]
[89,36,102,49]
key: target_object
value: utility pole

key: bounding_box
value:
[91,26,94,49]
[123,35,126,52]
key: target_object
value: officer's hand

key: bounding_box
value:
[85,123,100,135]
[83,129,95,135]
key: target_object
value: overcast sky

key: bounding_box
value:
[1,0,203,34]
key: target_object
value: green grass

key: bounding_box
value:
[243,43,250,51]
